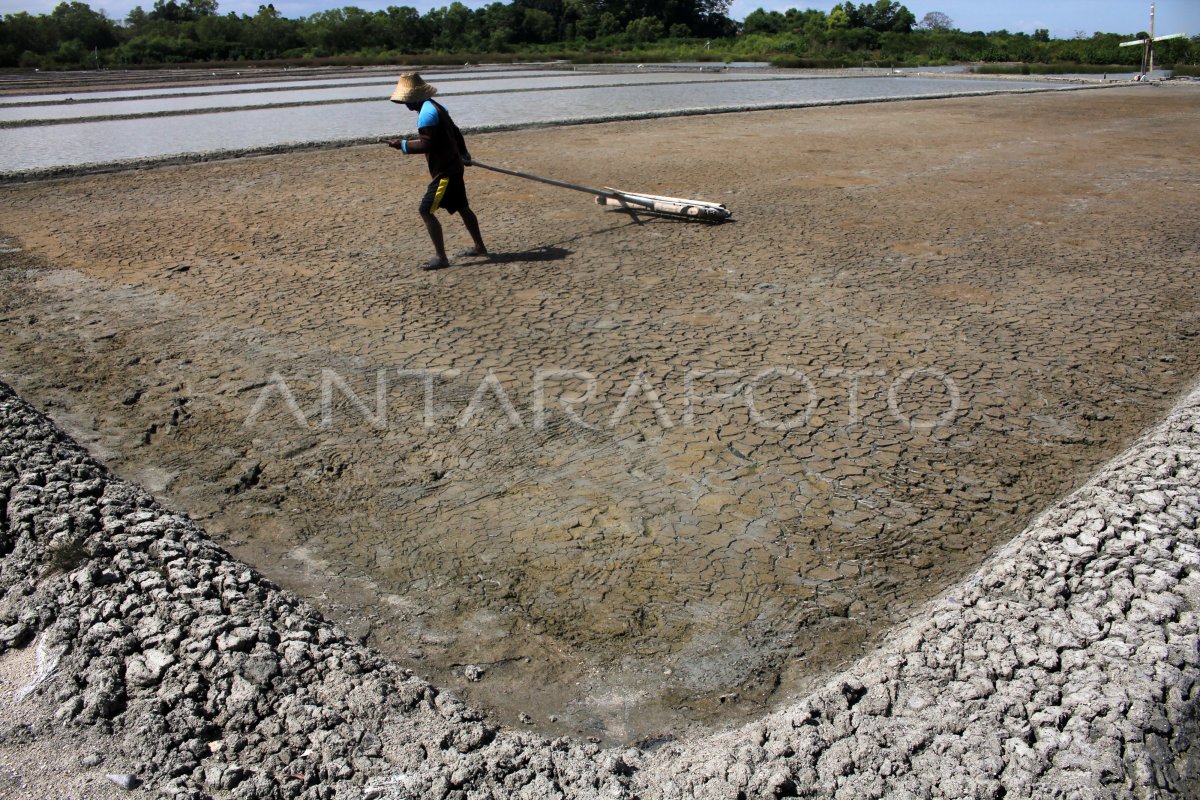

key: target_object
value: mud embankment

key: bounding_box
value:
[2,377,1198,798]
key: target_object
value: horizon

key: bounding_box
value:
[1,0,1197,41]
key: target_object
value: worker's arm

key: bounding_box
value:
[388,101,439,154]
[388,127,435,154]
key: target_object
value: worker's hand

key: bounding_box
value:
[461,153,473,166]
[387,138,404,149]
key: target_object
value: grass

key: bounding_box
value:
[769,56,857,69]
[975,62,1146,76]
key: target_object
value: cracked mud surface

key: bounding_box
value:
[0,85,1198,744]
[1,372,1197,799]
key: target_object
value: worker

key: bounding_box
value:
[387,73,488,271]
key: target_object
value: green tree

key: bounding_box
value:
[520,7,555,42]
[124,5,149,31]
[595,11,621,36]
[833,1,914,33]
[918,11,951,31]
[625,15,664,42]
[380,4,428,52]
[558,0,585,39]
[742,8,783,35]
[54,35,89,64]
[1,11,57,57]
[692,0,734,37]
[241,4,303,57]
[424,2,477,50]
[51,2,119,50]
[827,8,850,31]
[147,0,218,23]
[306,6,387,53]
[863,0,914,33]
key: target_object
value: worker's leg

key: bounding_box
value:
[420,210,448,267]
[418,177,450,269]
[458,207,487,256]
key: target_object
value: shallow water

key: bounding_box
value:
[639,61,771,68]
[0,72,790,123]
[0,68,570,105]
[0,75,1058,173]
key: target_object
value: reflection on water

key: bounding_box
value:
[1,73,1061,174]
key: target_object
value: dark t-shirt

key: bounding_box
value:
[404,99,468,179]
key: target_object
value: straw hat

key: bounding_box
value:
[390,73,438,104]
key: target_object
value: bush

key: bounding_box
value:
[770,55,855,69]
[974,62,1146,76]
[596,12,621,37]
[626,16,664,44]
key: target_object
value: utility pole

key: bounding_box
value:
[1148,1,1155,77]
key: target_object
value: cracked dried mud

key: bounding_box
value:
[1,85,1198,746]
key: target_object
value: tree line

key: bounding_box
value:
[0,0,733,66]
[1,0,1197,70]
[741,6,1197,69]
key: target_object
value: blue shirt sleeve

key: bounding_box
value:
[417,100,439,129]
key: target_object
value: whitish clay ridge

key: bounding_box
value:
[0,376,1198,799]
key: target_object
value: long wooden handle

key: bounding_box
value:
[470,160,656,209]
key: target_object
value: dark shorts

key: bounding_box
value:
[419,174,469,216]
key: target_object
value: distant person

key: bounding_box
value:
[387,73,487,271]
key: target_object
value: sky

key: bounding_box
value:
[2,0,1198,41]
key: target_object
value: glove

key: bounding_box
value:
[462,152,473,166]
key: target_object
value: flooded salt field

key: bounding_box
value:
[3,65,1178,747]
[0,72,792,123]
[0,68,573,107]
[0,67,1061,174]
